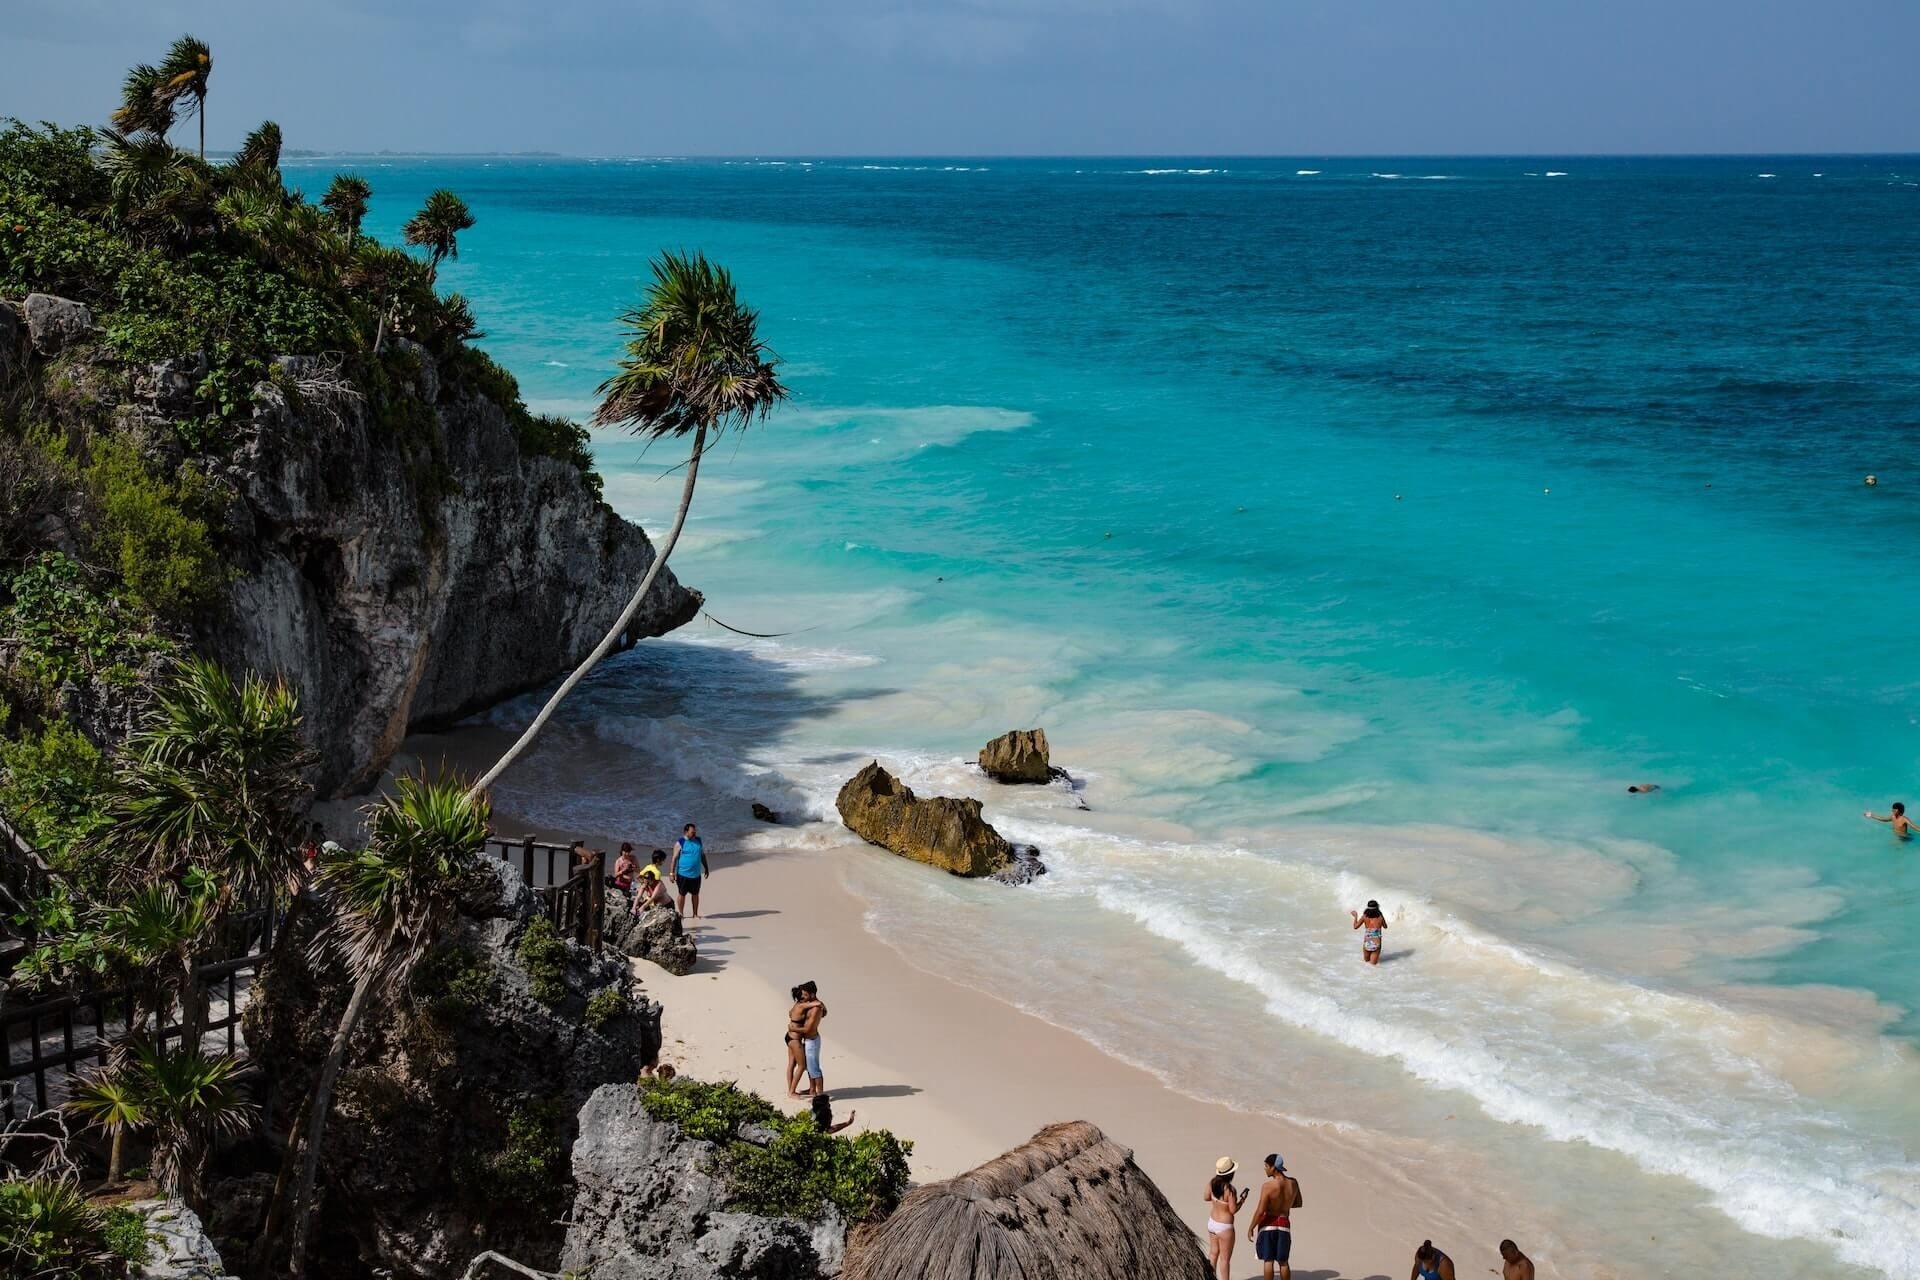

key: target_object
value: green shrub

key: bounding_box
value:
[80,437,224,616]
[0,553,177,707]
[583,985,630,1030]
[97,1206,148,1264]
[454,1097,568,1208]
[0,1175,137,1278]
[412,942,497,1019]
[0,718,109,860]
[518,413,601,499]
[637,1077,913,1223]
[514,916,569,1005]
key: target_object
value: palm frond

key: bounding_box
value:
[593,249,787,439]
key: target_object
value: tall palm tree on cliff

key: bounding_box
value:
[466,250,787,799]
[283,775,490,1279]
[402,188,474,284]
[321,173,372,243]
[157,35,213,160]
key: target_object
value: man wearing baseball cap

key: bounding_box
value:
[1247,1152,1302,1280]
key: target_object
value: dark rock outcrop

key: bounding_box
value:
[990,845,1048,886]
[605,893,699,976]
[215,349,701,793]
[245,857,661,1278]
[978,728,1052,784]
[751,802,781,824]
[22,292,93,354]
[835,761,1012,878]
[0,300,21,381]
[562,1083,842,1280]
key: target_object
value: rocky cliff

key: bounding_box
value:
[211,342,699,794]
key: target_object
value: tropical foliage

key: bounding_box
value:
[0,1176,147,1279]
[70,1043,255,1204]
[402,189,474,283]
[637,1076,912,1223]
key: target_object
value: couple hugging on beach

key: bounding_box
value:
[783,981,855,1134]
[1205,1153,1300,1280]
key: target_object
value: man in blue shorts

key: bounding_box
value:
[1247,1152,1301,1280]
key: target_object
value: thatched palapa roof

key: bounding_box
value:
[844,1121,1211,1280]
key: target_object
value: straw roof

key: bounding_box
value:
[844,1121,1211,1280]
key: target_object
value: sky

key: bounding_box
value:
[4,0,1918,156]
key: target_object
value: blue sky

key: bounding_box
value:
[5,1,1918,155]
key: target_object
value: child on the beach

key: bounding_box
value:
[1865,802,1913,840]
[1350,900,1388,965]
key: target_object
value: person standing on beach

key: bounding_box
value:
[1498,1240,1535,1280]
[1864,802,1913,841]
[1350,900,1388,965]
[673,823,710,919]
[1203,1156,1248,1280]
[1410,1241,1456,1280]
[795,980,827,1097]
[1248,1153,1300,1280]
[784,985,811,1098]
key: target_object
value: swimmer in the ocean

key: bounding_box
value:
[1627,783,1661,794]
[1865,802,1913,841]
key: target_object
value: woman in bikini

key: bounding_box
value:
[1203,1157,1248,1280]
[1351,899,1388,965]
[1411,1240,1456,1280]
[783,986,810,1098]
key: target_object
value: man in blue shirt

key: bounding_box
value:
[673,823,709,920]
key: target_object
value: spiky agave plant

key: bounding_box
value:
[280,774,489,1277]
[466,250,786,797]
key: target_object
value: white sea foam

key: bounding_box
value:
[1295,169,1321,175]
[1545,170,1568,177]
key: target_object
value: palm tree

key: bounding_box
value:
[283,775,490,1278]
[157,35,213,160]
[67,1072,144,1187]
[231,120,282,179]
[401,189,474,284]
[321,174,372,242]
[110,64,175,140]
[123,1043,254,1205]
[99,129,203,247]
[102,658,312,908]
[101,879,216,1049]
[466,250,786,798]
[344,241,428,353]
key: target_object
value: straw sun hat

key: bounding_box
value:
[1214,1156,1238,1177]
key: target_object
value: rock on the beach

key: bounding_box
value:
[978,728,1053,784]
[563,1083,837,1279]
[22,292,93,354]
[751,802,781,823]
[129,1200,239,1280]
[616,900,698,976]
[835,761,1013,878]
[990,845,1048,886]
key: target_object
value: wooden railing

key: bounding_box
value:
[0,809,56,971]
[483,836,605,951]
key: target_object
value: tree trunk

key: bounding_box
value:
[286,965,378,1280]
[107,1126,125,1186]
[466,421,708,800]
[250,1084,317,1272]
[198,109,205,162]
[373,308,388,354]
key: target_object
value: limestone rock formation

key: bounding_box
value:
[604,894,699,976]
[978,728,1052,784]
[22,292,93,354]
[245,857,661,1278]
[131,1200,238,1280]
[562,1084,839,1280]
[215,348,701,793]
[835,762,1012,878]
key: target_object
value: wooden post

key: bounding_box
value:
[587,850,605,951]
[521,836,535,888]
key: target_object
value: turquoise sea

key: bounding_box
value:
[296,155,1920,1276]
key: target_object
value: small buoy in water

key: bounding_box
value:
[1104,531,1113,538]
[1705,482,1712,488]
[1394,494,1402,501]
[1865,474,1878,487]
[1543,488,1551,495]
[1235,506,1246,513]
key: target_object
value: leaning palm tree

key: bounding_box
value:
[110,63,175,140]
[282,775,490,1278]
[466,250,786,799]
[401,188,474,283]
[157,35,213,160]
[320,174,372,242]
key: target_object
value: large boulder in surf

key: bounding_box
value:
[835,762,1013,878]
[978,728,1053,784]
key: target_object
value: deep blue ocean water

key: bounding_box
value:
[298,155,1920,1275]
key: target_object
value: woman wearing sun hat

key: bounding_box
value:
[1203,1155,1249,1279]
